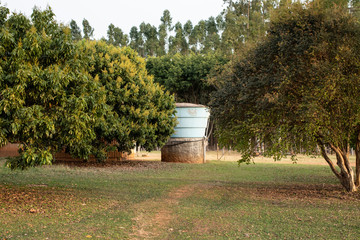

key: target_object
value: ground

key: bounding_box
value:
[1,152,359,239]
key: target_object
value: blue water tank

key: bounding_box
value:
[171,103,210,138]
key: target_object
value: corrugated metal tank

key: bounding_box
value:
[171,103,210,138]
[161,103,210,163]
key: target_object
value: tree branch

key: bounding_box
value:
[317,139,341,179]
[329,143,350,175]
[356,130,360,187]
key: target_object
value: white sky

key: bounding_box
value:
[2,0,226,39]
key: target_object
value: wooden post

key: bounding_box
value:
[203,138,206,163]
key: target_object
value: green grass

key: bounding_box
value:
[1,159,360,239]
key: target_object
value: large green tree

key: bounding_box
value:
[140,22,159,57]
[0,5,176,169]
[211,2,360,192]
[79,41,177,158]
[169,22,188,55]
[0,7,108,169]
[147,53,228,105]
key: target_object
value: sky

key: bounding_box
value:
[2,0,226,39]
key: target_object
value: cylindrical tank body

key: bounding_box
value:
[161,103,210,163]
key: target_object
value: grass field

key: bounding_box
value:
[1,155,360,239]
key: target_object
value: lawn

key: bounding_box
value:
[1,156,360,239]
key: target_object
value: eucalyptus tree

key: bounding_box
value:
[82,18,94,40]
[221,0,278,53]
[203,16,221,53]
[139,23,159,56]
[70,19,82,40]
[129,26,144,56]
[189,20,207,53]
[107,23,128,47]
[169,22,189,55]
[158,9,173,56]
[183,20,193,50]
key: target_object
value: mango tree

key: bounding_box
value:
[78,40,177,160]
[0,6,176,169]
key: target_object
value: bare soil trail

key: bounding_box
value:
[130,184,197,239]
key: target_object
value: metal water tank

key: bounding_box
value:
[161,103,210,163]
[171,103,210,138]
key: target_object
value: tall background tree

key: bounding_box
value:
[106,23,128,47]
[158,9,172,56]
[82,18,94,40]
[70,19,82,40]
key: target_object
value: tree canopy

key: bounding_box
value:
[146,53,228,105]
[210,2,360,192]
[79,41,177,159]
[0,6,176,169]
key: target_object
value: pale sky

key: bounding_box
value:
[2,0,226,39]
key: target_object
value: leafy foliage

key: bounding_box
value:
[82,18,94,40]
[106,23,128,47]
[0,6,176,169]
[146,53,228,105]
[70,19,82,41]
[211,2,360,191]
[0,6,106,169]
[79,40,177,155]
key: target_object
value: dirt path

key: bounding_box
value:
[130,184,196,239]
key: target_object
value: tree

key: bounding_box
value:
[0,6,108,169]
[79,41,177,156]
[189,20,206,53]
[169,22,188,54]
[221,0,278,54]
[139,22,159,57]
[70,19,82,40]
[147,53,228,105]
[107,23,128,47]
[183,20,193,49]
[129,26,145,57]
[203,17,221,53]
[0,5,177,169]
[82,18,94,40]
[211,2,360,192]
[158,9,173,56]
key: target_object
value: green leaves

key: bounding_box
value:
[6,146,53,170]
[146,52,228,105]
[0,4,177,169]
[212,3,360,162]
[79,40,177,152]
[0,8,91,167]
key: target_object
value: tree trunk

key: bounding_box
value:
[330,144,357,192]
[338,173,357,192]
[318,140,358,192]
[355,131,360,187]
